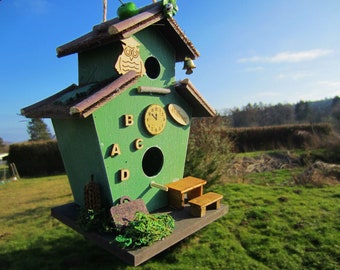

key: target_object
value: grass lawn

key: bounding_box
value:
[0,175,339,269]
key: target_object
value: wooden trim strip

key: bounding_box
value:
[137,86,171,94]
[108,4,163,36]
[150,181,169,192]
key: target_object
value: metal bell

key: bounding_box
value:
[183,57,196,74]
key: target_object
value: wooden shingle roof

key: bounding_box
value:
[21,71,139,119]
[21,72,215,119]
[56,2,199,62]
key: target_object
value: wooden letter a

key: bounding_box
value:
[111,144,121,157]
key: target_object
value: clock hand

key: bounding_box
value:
[151,113,158,120]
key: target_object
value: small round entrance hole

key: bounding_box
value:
[142,147,164,177]
[145,56,161,79]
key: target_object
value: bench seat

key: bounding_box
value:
[188,192,223,217]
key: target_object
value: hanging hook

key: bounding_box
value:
[103,0,107,22]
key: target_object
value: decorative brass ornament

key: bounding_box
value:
[183,57,196,74]
[115,37,146,76]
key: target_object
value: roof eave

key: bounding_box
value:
[21,71,139,119]
[175,79,216,117]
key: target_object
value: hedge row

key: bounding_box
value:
[6,123,333,177]
[7,140,65,177]
[224,123,333,152]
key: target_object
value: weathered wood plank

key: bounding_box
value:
[51,202,228,266]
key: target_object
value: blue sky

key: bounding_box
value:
[1,0,340,143]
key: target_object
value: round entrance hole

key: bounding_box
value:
[145,56,161,79]
[142,147,164,177]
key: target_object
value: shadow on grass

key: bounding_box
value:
[0,234,129,270]
[0,231,181,270]
[4,206,52,227]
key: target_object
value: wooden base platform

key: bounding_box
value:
[51,202,228,266]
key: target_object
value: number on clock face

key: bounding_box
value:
[144,104,167,135]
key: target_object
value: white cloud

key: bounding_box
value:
[245,66,264,72]
[238,49,333,64]
[317,80,340,88]
[276,71,313,80]
[238,56,262,63]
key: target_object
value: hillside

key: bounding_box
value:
[224,96,340,128]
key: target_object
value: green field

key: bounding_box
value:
[0,173,339,270]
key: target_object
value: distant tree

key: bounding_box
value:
[245,103,260,126]
[331,96,340,120]
[273,103,294,125]
[0,137,5,153]
[27,118,52,141]
[295,100,311,122]
[230,108,245,127]
[230,103,260,127]
[331,96,340,130]
[228,98,337,127]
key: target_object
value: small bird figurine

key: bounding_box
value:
[163,0,178,18]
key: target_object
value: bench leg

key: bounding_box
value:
[190,205,206,217]
[207,200,221,210]
[168,190,185,209]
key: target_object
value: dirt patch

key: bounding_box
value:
[293,161,340,186]
[227,152,340,186]
[228,152,302,176]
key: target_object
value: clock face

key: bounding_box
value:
[144,104,167,135]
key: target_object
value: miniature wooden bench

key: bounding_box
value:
[166,176,206,209]
[188,192,223,217]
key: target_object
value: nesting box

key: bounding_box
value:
[21,2,215,212]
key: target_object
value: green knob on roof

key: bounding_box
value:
[117,2,139,20]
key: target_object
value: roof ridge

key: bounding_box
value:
[56,2,199,61]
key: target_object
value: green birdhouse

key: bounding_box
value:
[21,2,216,212]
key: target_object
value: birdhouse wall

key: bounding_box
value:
[134,28,176,87]
[89,28,193,211]
[77,27,177,86]
[92,85,192,211]
[78,43,121,85]
[52,117,113,207]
